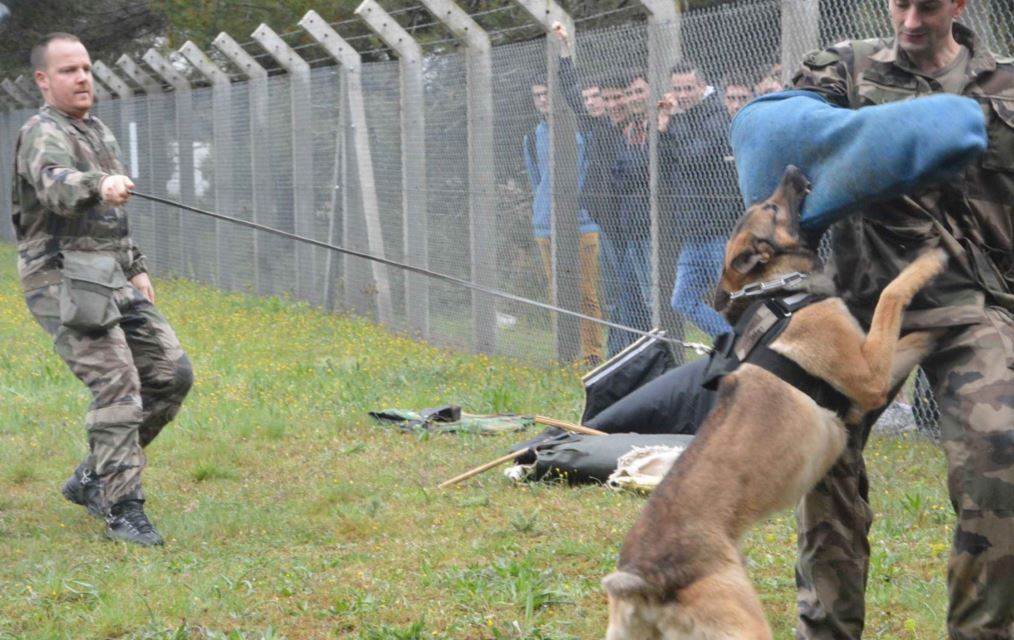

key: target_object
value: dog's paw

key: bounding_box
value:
[912,247,949,279]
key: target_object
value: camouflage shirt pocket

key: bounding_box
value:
[58,251,128,331]
[982,95,1014,172]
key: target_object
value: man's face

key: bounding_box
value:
[753,76,782,96]
[581,86,605,118]
[889,0,964,62]
[531,84,549,116]
[723,84,752,117]
[671,71,706,111]
[35,39,93,119]
[624,77,650,117]
[601,87,627,124]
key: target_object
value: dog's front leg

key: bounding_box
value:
[889,329,945,389]
[853,250,947,410]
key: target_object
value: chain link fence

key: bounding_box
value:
[1,1,1012,434]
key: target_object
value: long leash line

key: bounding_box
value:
[131,191,712,355]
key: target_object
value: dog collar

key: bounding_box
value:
[728,272,809,300]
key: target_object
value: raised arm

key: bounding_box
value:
[551,22,592,129]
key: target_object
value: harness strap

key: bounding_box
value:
[702,291,852,418]
[748,346,852,419]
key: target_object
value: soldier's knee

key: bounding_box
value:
[172,353,194,400]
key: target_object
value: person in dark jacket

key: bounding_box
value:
[547,22,632,359]
[658,61,738,339]
[720,71,754,118]
[601,69,655,354]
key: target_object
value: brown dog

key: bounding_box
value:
[602,166,946,639]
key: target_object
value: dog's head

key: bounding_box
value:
[713,165,818,317]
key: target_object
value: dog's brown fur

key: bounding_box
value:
[602,166,946,640]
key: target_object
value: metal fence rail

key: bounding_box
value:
[1,1,1011,426]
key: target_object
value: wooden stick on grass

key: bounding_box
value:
[438,449,530,489]
[438,416,607,489]
[534,415,607,436]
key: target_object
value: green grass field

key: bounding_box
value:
[0,244,953,639]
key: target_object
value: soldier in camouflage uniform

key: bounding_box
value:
[790,1,1014,637]
[12,33,193,546]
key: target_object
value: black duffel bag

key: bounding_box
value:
[514,432,695,484]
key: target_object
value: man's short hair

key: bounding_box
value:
[625,68,648,85]
[671,60,705,82]
[582,73,603,90]
[31,32,81,71]
[600,73,629,91]
[721,71,754,90]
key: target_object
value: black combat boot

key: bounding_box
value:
[61,463,105,519]
[105,499,164,546]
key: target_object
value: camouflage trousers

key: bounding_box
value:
[795,306,1014,639]
[25,280,193,511]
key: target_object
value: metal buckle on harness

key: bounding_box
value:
[729,272,809,300]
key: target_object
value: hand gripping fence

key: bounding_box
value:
[131,191,714,356]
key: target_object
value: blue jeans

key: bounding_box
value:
[670,236,731,338]
[601,236,652,356]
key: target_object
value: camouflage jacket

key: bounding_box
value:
[11,104,147,290]
[792,24,1014,326]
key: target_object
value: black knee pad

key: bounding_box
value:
[173,353,195,398]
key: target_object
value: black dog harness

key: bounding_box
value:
[703,293,852,419]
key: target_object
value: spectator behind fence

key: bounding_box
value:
[551,22,631,364]
[12,33,193,547]
[602,69,655,355]
[522,77,604,365]
[657,61,737,339]
[720,71,755,118]
[753,63,785,96]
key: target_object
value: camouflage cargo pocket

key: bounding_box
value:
[58,251,127,331]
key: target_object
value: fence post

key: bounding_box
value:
[14,75,40,103]
[180,41,233,290]
[417,0,497,355]
[354,0,430,339]
[91,78,114,103]
[91,61,136,180]
[512,0,583,363]
[780,0,820,83]
[637,0,681,339]
[251,24,319,305]
[144,49,194,278]
[116,55,165,273]
[212,32,270,297]
[116,55,163,94]
[299,9,395,326]
[1,79,34,108]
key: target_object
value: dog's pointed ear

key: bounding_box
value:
[730,240,773,275]
[602,570,654,598]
